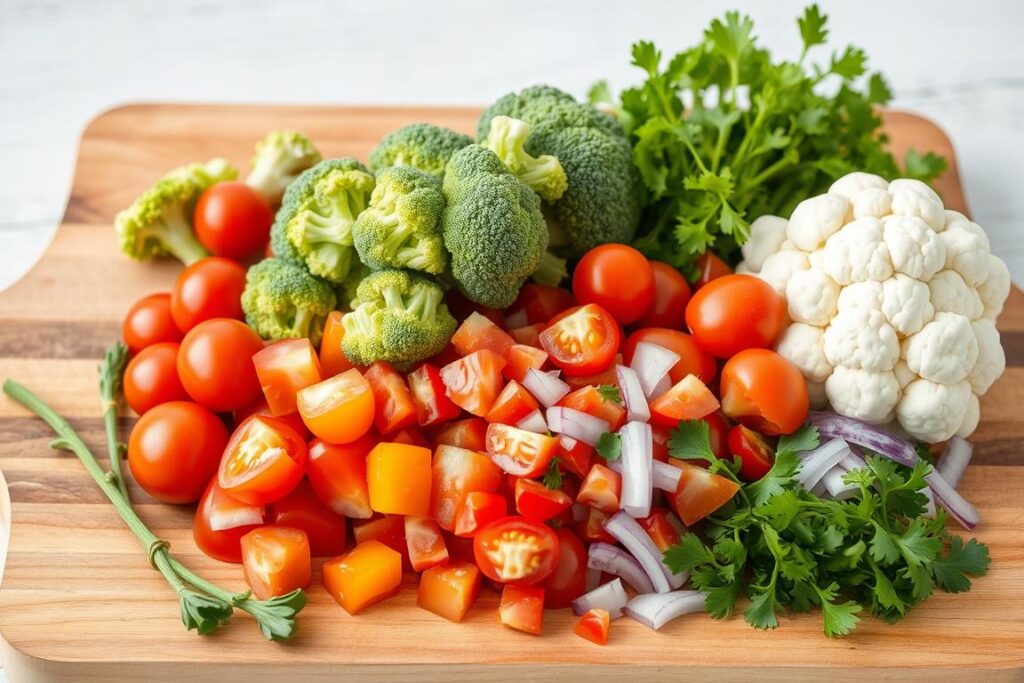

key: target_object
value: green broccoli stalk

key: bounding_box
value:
[114,159,237,265]
[336,260,370,310]
[245,130,322,205]
[341,269,456,368]
[352,166,446,274]
[241,258,336,346]
[531,250,568,287]
[369,124,474,178]
[482,116,568,202]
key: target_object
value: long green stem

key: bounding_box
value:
[98,343,130,498]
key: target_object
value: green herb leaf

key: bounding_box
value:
[744,586,782,630]
[667,419,716,463]
[596,384,622,405]
[542,457,564,489]
[664,533,717,573]
[746,451,800,505]
[797,4,828,53]
[595,432,621,461]
[776,424,820,455]
[931,537,991,593]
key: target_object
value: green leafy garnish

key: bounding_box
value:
[595,432,622,461]
[542,457,564,489]
[596,384,622,405]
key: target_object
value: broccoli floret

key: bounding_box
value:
[245,130,322,205]
[481,116,568,202]
[441,145,548,308]
[241,258,336,346]
[341,269,455,368]
[336,260,370,310]
[477,85,643,256]
[270,158,375,284]
[352,166,446,274]
[369,124,474,177]
[114,158,237,265]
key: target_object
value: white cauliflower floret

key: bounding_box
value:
[756,250,809,295]
[825,366,900,423]
[896,378,971,443]
[776,323,833,382]
[882,215,945,281]
[829,172,888,201]
[821,217,893,284]
[807,381,829,409]
[939,227,990,286]
[893,359,915,388]
[889,178,945,232]
[787,193,851,251]
[902,311,978,384]
[976,253,1011,318]
[741,216,788,272]
[969,318,1006,395]
[928,270,983,319]
[836,280,883,312]
[957,393,980,438]
[880,274,934,336]
[942,210,991,251]
[785,268,839,326]
[735,262,753,275]
[823,307,900,372]
[852,188,893,219]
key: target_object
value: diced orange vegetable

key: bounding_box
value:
[307,436,374,518]
[508,323,546,348]
[297,368,375,444]
[667,459,740,525]
[502,343,549,383]
[649,374,720,429]
[253,339,323,416]
[574,608,610,645]
[638,508,685,551]
[440,350,506,416]
[417,561,481,623]
[323,540,402,615]
[240,526,311,600]
[431,417,487,452]
[576,506,616,544]
[430,445,504,532]
[391,426,431,448]
[404,515,449,572]
[319,311,356,377]
[367,442,432,515]
[558,385,626,431]
[499,584,545,635]
[577,464,622,513]
[485,380,540,426]
[364,361,417,435]
[454,491,507,537]
[451,311,515,357]
[352,514,407,564]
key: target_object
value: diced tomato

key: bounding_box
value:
[445,289,506,330]
[577,506,616,543]
[638,508,684,551]
[510,283,576,325]
[269,480,347,556]
[577,464,621,513]
[474,516,560,585]
[431,417,487,452]
[235,396,309,440]
[555,436,594,478]
[297,368,375,444]
[319,311,356,377]
[623,328,717,386]
[558,386,626,431]
[508,323,546,348]
[485,423,559,477]
[404,515,449,571]
[253,339,323,417]
[540,304,621,378]
[649,374,721,428]
[542,528,587,608]
[362,362,417,435]
[306,436,373,518]
[444,532,477,563]
[407,363,461,427]
[651,425,671,463]
[728,424,775,481]
[193,479,263,564]
[391,426,431,448]
[430,444,504,532]
[423,342,463,369]
[574,608,610,645]
[564,354,622,391]
[705,412,731,459]
[499,584,545,635]
[451,311,515,357]
[694,251,733,289]
[218,415,306,506]
[485,380,540,426]
[502,344,548,383]
[440,350,507,416]
[241,526,312,600]
[454,491,508,537]
[352,514,408,566]
[417,561,481,623]
[667,460,741,525]
[367,442,432,516]
[515,478,572,521]
[323,540,402,614]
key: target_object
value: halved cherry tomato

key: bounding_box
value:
[667,460,740,525]
[474,516,559,585]
[577,464,621,513]
[253,339,323,417]
[353,514,407,562]
[485,380,540,426]
[305,436,373,517]
[431,417,488,453]
[515,478,572,522]
[729,424,775,481]
[364,362,417,435]
[367,442,431,516]
[193,479,263,563]
[574,608,610,645]
[508,323,546,348]
[241,526,311,600]
[178,318,264,412]
[572,244,655,325]
[391,426,431,448]
[404,515,449,571]
[323,540,402,615]
[685,274,785,358]
[649,375,721,428]
[556,436,594,478]
[502,344,548,383]
[269,480,347,556]
[123,342,189,414]
[636,261,692,329]
[123,292,183,353]
[319,311,356,377]
[623,328,717,386]
[558,385,626,431]
[499,584,545,635]
[440,350,506,417]
[720,349,809,436]
[704,412,731,460]
[407,363,461,427]
[454,491,508,537]
[235,396,309,439]
[540,304,621,378]
[297,368,375,444]
[451,311,515,357]
[431,445,504,532]
[694,251,733,289]
[218,414,306,505]
[417,562,481,623]
[638,508,684,551]
[485,424,559,477]
[577,506,616,543]
[510,284,576,325]
[542,528,587,608]
[194,181,273,261]
[170,257,247,332]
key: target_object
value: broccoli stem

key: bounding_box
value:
[156,202,209,265]
[404,284,442,324]
[531,250,568,286]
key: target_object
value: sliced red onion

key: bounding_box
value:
[619,421,654,518]
[807,412,918,466]
[587,542,655,594]
[630,342,680,398]
[604,511,682,592]
[821,466,858,500]
[937,436,973,489]
[571,502,589,523]
[516,409,548,434]
[572,578,628,618]
[625,590,707,631]
[546,406,609,447]
[926,470,979,530]
[585,566,602,593]
[648,374,672,400]
[796,437,851,491]
[616,365,650,423]
[504,308,528,329]
[523,367,570,407]
[653,460,683,492]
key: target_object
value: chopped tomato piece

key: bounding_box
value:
[508,323,546,348]
[362,362,417,435]
[430,417,487,452]
[218,415,306,506]
[694,251,733,289]
[367,442,432,516]
[451,311,515,357]
[485,380,540,426]
[577,464,621,514]
[558,385,626,431]
[499,584,545,635]
[404,515,449,571]
[297,368,375,444]
[235,396,309,440]
[649,374,721,428]
[407,363,461,427]
[417,561,481,623]
[474,516,559,586]
[391,426,431,448]
[352,514,407,562]
[705,412,731,459]
[564,354,622,391]
[510,283,576,325]
[440,350,507,416]
[193,479,263,564]
[667,460,741,525]
[728,424,775,481]
[444,532,477,563]
[454,491,508,537]
[542,528,587,608]
[241,526,312,600]
[430,444,504,531]
[555,436,594,478]
[576,506,616,544]
[502,344,549,383]
[269,480,347,556]
[323,540,402,615]
[574,608,610,645]
[485,423,559,477]
[253,339,323,417]
[539,304,621,378]
[319,311,356,377]
[306,436,374,518]
[638,508,685,551]
[515,478,572,521]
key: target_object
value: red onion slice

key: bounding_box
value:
[523,367,570,408]
[653,460,683,492]
[516,409,548,434]
[619,421,654,518]
[572,578,628,618]
[616,365,650,423]
[630,342,680,397]
[625,590,707,631]
[796,437,851,491]
[937,436,973,489]
[546,406,610,447]
[587,542,656,594]
[604,511,683,592]
[926,470,979,530]
[807,412,918,466]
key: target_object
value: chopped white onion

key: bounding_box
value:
[796,437,851,491]
[937,436,973,489]
[625,590,707,631]
[923,486,937,517]
[587,542,655,594]
[516,409,548,434]
[807,412,918,466]
[616,365,650,423]
[523,367,570,408]
[504,309,528,329]
[619,421,654,518]
[630,342,680,398]
[604,511,683,592]
[821,466,858,500]
[838,451,867,472]
[546,406,609,447]
[648,374,672,401]
[926,470,979,530]
[572,578,628,618]
[585,566,602,593]
[605,458,622,474]
[652,461,683,492]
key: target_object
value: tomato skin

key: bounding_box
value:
[218,415,307,505]
[485,380,540,426]
[123,293,183,353]
[353,515,408,565]
[540,304,622,378]
[234,396,309,440]
[440,350,507,417]
[319,311,356,377]
[306,436,374,518]
[685,274,785,358]
[323,540,403,615]
[252,339,323,417]
[391,427,430,448]
[577,506,616,544]
[572,244,655,325]
[269,480,348,556]
[485,424,559,477]
[638,508,684,551]
[364,362,417,435]
[542,528,587,608]
[431,417,488,453]
[123,342,188,414]
[404,515,449,571]
[407,364,461,427]
[128,401,227,504]
[241,525,312,600]
[430,444,504,532]
[451,312,515,357]
[499,584,545,635]
[704,412,731,460]
[170,257,247,333]
[555,436,594,478]
[510,284,576,325]
[558,386,626,431]
[649,375,721,428]
[667,460,741,525]
[417,561,481,623]
[636,261,692,329]
[574,608,611,645]
[694,251,733,289]
[502,344,548,383]
[178,318,264,412]
[720,349,809,436]
[194,181,273,261]
[577,464,622,514]
[728,425,775,481]
[193,479,263,563]
[474,516,560,585]
[297,368,375,444]
[623,328,717,386]
[515,478,572,522]
[454,491,508,537]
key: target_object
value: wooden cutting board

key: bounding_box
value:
[0,104,1021,683]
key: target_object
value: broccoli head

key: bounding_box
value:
[245,130,322,205]
[477,85,643,256]
[441,144,548,309]
[241,258,336,346]
[114,158,237,265]
[369,123,474,177]
[270,158,375,284]
[341,269,455,368]
[481,116,568,202]
[352,166,446,274]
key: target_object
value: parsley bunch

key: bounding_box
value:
[664,422,989,637]
[591,5,947,270]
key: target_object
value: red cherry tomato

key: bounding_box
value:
[218,415,307,505]
[123,342,188,414]
[485,424,559,478]
[510,284,576,325]
[474,516,560,585]
[178,318,264,412]
[170,257,247,333]
[127,401,227,504]
[719,349,809,436]
[193,479,264,563]
[269,480,348,556]
[307,436,374,519]
[728,424,775,481]
[540,304,622,377]
[623,328,717,385]
[636,261,692,329]
[194,181,274,261]
[666,460,740,525]
[234,396,309,440]
[122,292,183,353]
[252,339,323,417]
[694,252,733,289]
[572,244,655,325]
[514,479,572,522]
[685,274,785,359]
[542,528,587,609]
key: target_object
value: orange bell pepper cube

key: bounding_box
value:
[417,561,481,623]
[240,526,312,600]
[367,442,432,516]
[319,311,357,377]
[323,540,402,615]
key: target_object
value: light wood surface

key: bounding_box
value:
[0,104,1020,682]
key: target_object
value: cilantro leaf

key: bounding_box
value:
[596,384,622,405]
[904,149,948,182]
[744,586,782,630]
[595,432,621,461]
[797,4,828,54]
[542,458,563,489]
[829,46,867,79]
[776,423,819,454]
[746,451,800,505]
[631,41,662,76]
[668,419,716,463]
[814,582,862,637]
[932,537,990,593]
[869,522,901,565]
[704,581,742,619]
[664,533,717,573]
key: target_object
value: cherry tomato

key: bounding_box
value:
[451,311,515,357]
[431,417,488,453]
[499,584,545,634]
[502,344,548,383]
[407,363,461,427]
[474,516,559,585]
[543,528,587,609]
[353,515,408,564]
[485,424,559,477]
[307,436,374,518]
[574,609,610,645]
[123,342,188,414]
[485,380,540,426]
[194,181,274,261]
[704,412,731,460]
[638,508,684,551]
[694,251,733,289]
[218,415,307,505]
[685,274,785,358]
[509,284,576,325]
[234,396,309,440]
[577,464,621,513]
[636,261,692,329]
[558,385,626,431]
[720,349,809,436]
[649,375,721,429]
[127,401,227,504]
[269,480,348,556]
[404,515,449,571]
[431,444,504,532]
[577,506,616,544]
[178,318,263,412]
[515,478,572,522]
[508,323,546,348]
[193,479,263,563]
[170,257,247,333]
[540,304,621,378]
[122,292,183,353]
[623,328,717,385]
[241,526,311,600]
[252,339,323,417]
[297,368,375,444]
[555,436,594,479]
[572,244,655,325]
[417,561,481,623]
[364,362,417,435]
[667,460,740,525]
[453,491,508,537]
[728,425,775,481]
[440,350,507,417]
[319,311,356,377]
